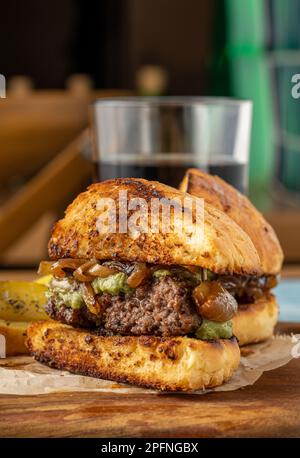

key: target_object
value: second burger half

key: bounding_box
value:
[180,169,283,346]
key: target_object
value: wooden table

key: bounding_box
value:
[0,322,299,438]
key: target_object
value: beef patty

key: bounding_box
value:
[46,276,201,337]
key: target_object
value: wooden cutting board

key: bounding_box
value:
[0,322,299,438]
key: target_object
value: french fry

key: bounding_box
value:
[0,281,48,322]
[0,320,29,355]
[0,280,50,356]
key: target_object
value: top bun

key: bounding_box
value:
[180,169,283,275]
[49,178,262,275]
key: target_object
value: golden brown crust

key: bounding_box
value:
[26,320,240,392]
[48,178,262,275]
[232,293,278,346]
[180,169,283,275]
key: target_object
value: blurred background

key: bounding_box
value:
[0,0,300,270]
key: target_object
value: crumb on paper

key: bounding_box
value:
[240,347,255,357]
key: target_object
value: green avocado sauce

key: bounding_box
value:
[91,272,133,296]
[46,278,84,310]
[56,291,83,309]
[153,267,215,285]
[195,319,233,340]
[153,269,172,278]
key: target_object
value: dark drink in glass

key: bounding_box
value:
[93,159,248,194]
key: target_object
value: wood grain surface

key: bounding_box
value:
[0,322,299,438]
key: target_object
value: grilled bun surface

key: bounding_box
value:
[49,178,262,276]
[180,169,283,275]
[26,321,240,392]
[232,293,278,346]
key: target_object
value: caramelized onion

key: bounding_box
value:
[80,282,102,315]
[218,276,247,296]
[87,263,119,278]
[218,275,278,302]
[51,264,65,278]
[102,260,135,275]
[54,258,86,270]
[183,265,199,273]
[39,257,126,281]
[45,258,87,279]
[38,261,53,276]
[265,275,278,289]
[73,260,97,282]
[127,263,149,288]
[193,281,238,322]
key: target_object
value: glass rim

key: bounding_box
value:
[92,96,252,108]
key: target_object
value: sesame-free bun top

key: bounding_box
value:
[48,178,262,275]
[180,169,283,275]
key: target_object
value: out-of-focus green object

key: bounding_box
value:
[225,0,275,193]
[271,0,300,192]
[275,52,300,192]
[272,0,300,49]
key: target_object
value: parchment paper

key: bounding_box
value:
[0,334,296,395]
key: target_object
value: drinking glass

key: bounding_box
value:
[91,97,252,194]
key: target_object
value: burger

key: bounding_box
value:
[180,169,283,346]
[27,178,263,391]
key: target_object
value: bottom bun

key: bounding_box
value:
[26,321,240,392]
[232,293,278,346]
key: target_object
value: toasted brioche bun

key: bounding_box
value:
[232,293,278,346]
[180,169,283,275]
[49,178,261,276]
[26,320,240,391]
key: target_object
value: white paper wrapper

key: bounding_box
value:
[0,334,295,395]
